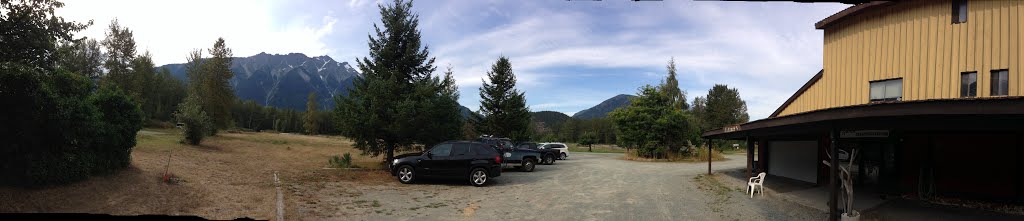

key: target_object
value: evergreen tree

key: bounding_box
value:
[152,67,186,121]
[203,38,235,131]
[660,57,689,110]
[477,56,532,142]
[303,92,319,135]
[335,0,451,163]
[129,52,157,118]
[414,65,464,147]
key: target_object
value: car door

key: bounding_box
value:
[446,143,472,177]
[421,143,453,177]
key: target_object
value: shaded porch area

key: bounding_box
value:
[703,98,1024,220]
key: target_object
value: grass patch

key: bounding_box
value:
[623,147,726,162]
[694,174,733,213]
[4,127,389,219]
[566,143,626,153]
[424,202,446,208]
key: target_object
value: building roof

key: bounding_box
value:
[815,1,894,30]
[703,96,1024,140]
[770,70,823,118]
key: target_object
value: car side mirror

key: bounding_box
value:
[427,152,433,158]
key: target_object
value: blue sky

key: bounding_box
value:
[59,0,848,120]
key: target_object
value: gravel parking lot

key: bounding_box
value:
[291,153,825,221]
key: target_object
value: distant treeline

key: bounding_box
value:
[230,99,339,135]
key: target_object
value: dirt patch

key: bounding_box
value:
[0,128,381,220]
[462,202,479,219]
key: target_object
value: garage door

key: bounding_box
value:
[768,141,818,183]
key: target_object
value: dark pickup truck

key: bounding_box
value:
[515,142,560,165]
[477,136,547,171]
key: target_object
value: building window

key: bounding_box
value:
[953,0,968,24]
[960,72,977,97]
[869,78,902,102]
[991,70,1009,96]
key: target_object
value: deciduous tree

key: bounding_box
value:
[55,37,104,78]
[609,85,693,158]
[303,92,319,135]
[702,84,749,130]
[101,19,136,88]
[0,0,89,71]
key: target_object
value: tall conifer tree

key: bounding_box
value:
[477,56,532,142]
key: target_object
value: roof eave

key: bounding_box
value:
[815,1,894,30]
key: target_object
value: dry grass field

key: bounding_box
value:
[0,128,390,220]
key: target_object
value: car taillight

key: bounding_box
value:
[495,155,502,164]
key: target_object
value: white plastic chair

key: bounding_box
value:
[748,172,766,198]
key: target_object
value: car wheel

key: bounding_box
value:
[396,165,415,184]
[470,168,488,187]
[521,158,536,172]
[561,152,567,160]
[543,155,554,165]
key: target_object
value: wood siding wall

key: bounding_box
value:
[778,0,1022,116]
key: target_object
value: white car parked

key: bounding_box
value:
[539,142,569,160]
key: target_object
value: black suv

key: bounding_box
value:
[391,141,502,187]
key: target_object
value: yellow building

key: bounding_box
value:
[704,1,1024,219]
[777,0,1022,117]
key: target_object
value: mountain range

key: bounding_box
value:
[157,53,634,120]
[571,94,636,119]
[159,52,360,110]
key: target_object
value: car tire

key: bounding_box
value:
[470,168,489,187]
[396,165,416,184]
[561,152,567,160]
[521,158,536,172]
[543,155,554,165]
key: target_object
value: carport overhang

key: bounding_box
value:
[700,97,1024,221]
[702,97,1024,140]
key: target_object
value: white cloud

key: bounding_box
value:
[55,0,849,120]
[429,1,846,120]
[58,0,340,65]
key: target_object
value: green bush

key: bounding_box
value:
[175,94,211,145]
[329,153,355,168]
[0,64,143,186]
[89,85,144,173]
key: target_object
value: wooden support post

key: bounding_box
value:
[1017,130,1023,202]
[829,129,840,221]
[746,137,754,178]
[707,139,713,175]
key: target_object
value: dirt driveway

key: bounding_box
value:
[290,153,825,221]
